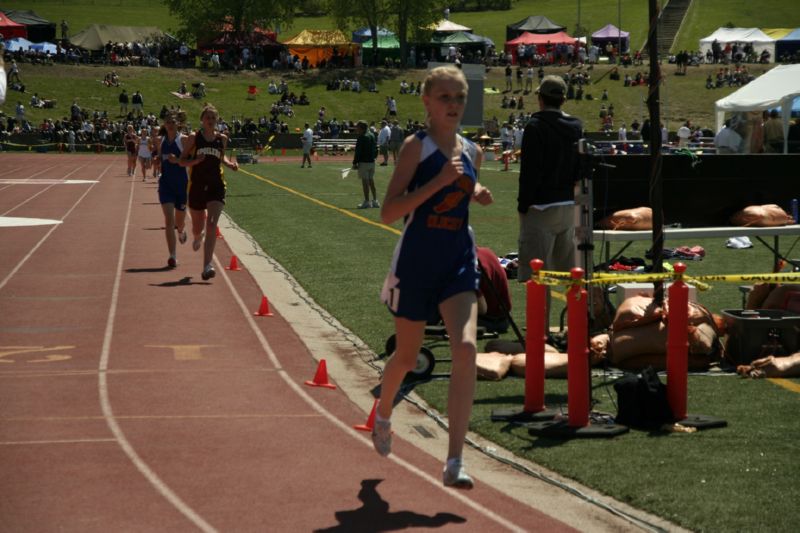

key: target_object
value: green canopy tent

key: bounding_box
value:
[361,34,400,65]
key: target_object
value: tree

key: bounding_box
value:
[394,0,446,67]
[162,0,294,44]
[328,0,446,67]
[328,0,391,67]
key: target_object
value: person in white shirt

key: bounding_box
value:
[301,123,314,168]
[499,123,512,150]
[0,46,6,106]
[714,118,744,154]
[618,123,627,141]
[525,67,534,93]
[677,120,692,147]
[513,124,524,152]
[377,120,391,165]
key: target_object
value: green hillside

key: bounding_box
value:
[5,0,799,55]
[674,0,800,52]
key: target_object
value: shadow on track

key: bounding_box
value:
[314,479,466,532]
[125,266,174,273]
[148,277,211,287]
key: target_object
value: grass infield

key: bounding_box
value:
[225,157,799,532]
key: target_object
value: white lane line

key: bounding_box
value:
[0,165,56,193]
[98,172,217,533]
[214,257,526,533]
[0,216,62,227]
[0,163,113,292]
[0,438,117,445]
[1,163,91,217]
[0,179,99,185]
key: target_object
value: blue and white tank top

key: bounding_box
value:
[159,135,187,182]
[388,131,478,288]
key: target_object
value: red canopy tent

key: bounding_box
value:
[505,30,576,63]
[0,12,27,40]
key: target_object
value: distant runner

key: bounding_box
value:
[159,113,189,269]
[178,104,239,281]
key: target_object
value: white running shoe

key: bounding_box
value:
[178,228,188,244]
[371,418,392,457]
[443,460,474,490]
[201,264,216,280]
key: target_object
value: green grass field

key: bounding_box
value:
[3,62,754,139]
[674,0,800,53]
[222,158,800,532]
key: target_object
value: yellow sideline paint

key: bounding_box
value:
[769,378,800,394]
[238,167,400,235]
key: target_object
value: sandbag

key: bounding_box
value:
[598,207,652,231]
[611,321,667,365]
[476,352,512,380]
[730,204,794,227]
[483,339,557,355]
[510,353,526,377]
[745,283,773,310]
[509,352,569,379]
[762,284,800,310]
[612,295,663,332]
[591,333,611,361]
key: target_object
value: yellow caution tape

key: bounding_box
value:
[691,273,800,284]
[526,271,800,290]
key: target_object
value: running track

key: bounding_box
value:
[0,154,644,532]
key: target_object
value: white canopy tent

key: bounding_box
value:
[715,64,800,153]
[699,27,775,62]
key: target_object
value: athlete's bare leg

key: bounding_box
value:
[161,203,177,258]
[189,207,206,251]
[203,201,224,267]
[439,291,478,461]
[377,318,427,420]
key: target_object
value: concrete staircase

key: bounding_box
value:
[641,0,692,57]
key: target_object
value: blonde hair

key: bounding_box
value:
[200,103,218,120]
[422,66,468,96]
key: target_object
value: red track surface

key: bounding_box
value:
[0,154,579,532]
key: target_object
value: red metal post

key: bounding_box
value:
[524,259,546,413]
[567,267,590,428]
[666,263,689,420]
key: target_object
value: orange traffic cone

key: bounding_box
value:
[305,359,336,389]
[254,295,273,317]
[226,255,241,271]
[215,226,223,239]
[354,398,379,431]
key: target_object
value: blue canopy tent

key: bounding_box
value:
[776,28,800,60]
[5,36,34,52]
[352,27,394,44]
[30,41,57,54]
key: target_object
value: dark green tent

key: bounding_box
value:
[3,10,56,42]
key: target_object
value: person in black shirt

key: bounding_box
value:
[517,75,583,328]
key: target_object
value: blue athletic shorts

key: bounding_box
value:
[158,176,188,210]
[382,266,479,322]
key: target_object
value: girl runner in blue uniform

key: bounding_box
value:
[177,104,239,280]
[159,113,189,268]
[373,66,493,489]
